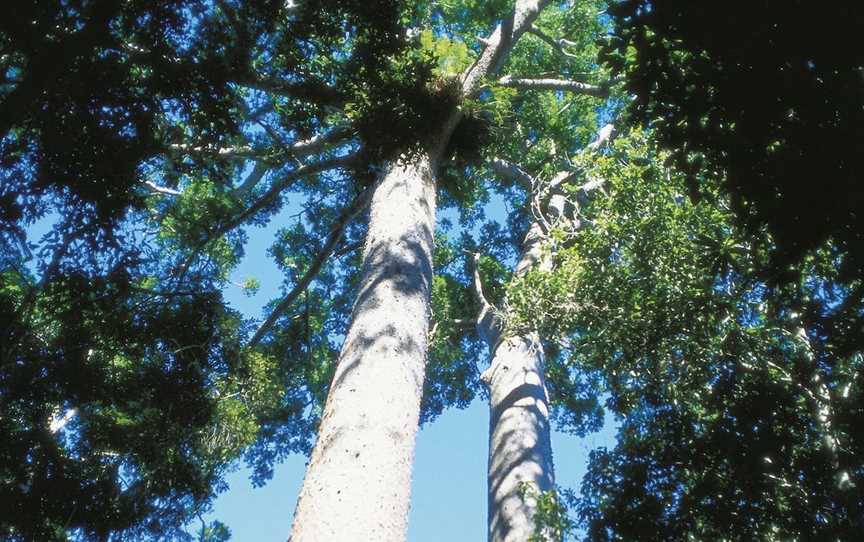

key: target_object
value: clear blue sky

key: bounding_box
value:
[213,195,618,541]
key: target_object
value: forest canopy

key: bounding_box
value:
[1,1,863,541]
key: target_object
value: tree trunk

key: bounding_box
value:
[482,332,555,542]
[478,215,557,542]
[289,2,551,538]
[289,153,438,542]
[479,170,593,542]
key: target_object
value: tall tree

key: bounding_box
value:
[3,0,603,538]
[286,2,572,540]
[477,123,612,542]
[434,4,614,538]
[0,1,411,538]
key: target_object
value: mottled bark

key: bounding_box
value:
[289,154,438,542]
[480,134,610,541]
[289,2,552,539]
[497,75,609,96]
[480,220,556,542]
[482,333,555,542]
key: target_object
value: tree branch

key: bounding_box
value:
[587,123,616,151]
[288,125,355,157]
[497,75,609,97]
[461,0,553,96]
[489,157,534,191]
[234,75,344,107]
[334,240,364,258]
[231,153,360,232]
[468,252,503,349]
[165,125,354,164]
[526,26,580,58]
[144,180,182,196]
[234,161,270,197]
[165,142,257,159]
[247,185,373,348]
[175,152,360,280]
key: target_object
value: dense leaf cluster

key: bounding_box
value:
[509,133,864,540]
[0,0,283,231]
[602,1,864,282]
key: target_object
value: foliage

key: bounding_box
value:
[0,0,280,232]
[0,0,427,538]
[424,234,484,422]
[508,132,864,539]
[0,262,285,540]
[602,1,864,283]
[11,1,836,540]
[519,483,578,542]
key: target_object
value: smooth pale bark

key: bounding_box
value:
[480,156,606,542]
[482,333,554,542]
[480,220,556,542]
[289,2,552,540]
[289,154,439,542]
[497,75,608,96]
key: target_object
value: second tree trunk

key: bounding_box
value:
[482,332,555,542]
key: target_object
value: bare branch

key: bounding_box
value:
[165,125,354,165]
[289,125,355,157]
[468,252,504,349]
[144,180,182,196]
[497,75,609,97]
[489,157,534,191]
[547,170,578,193]
[461,0,553,96]
[231,152,360,233]
[546,123,616,195]
[247,185,374,348]
[175,152,361,280]
[234,161,270,197]
[527,26,580,58]
[165,142,257,159]
[587,123,616,151]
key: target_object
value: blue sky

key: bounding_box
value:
[208,396,617,541]
[213,197,618,541]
